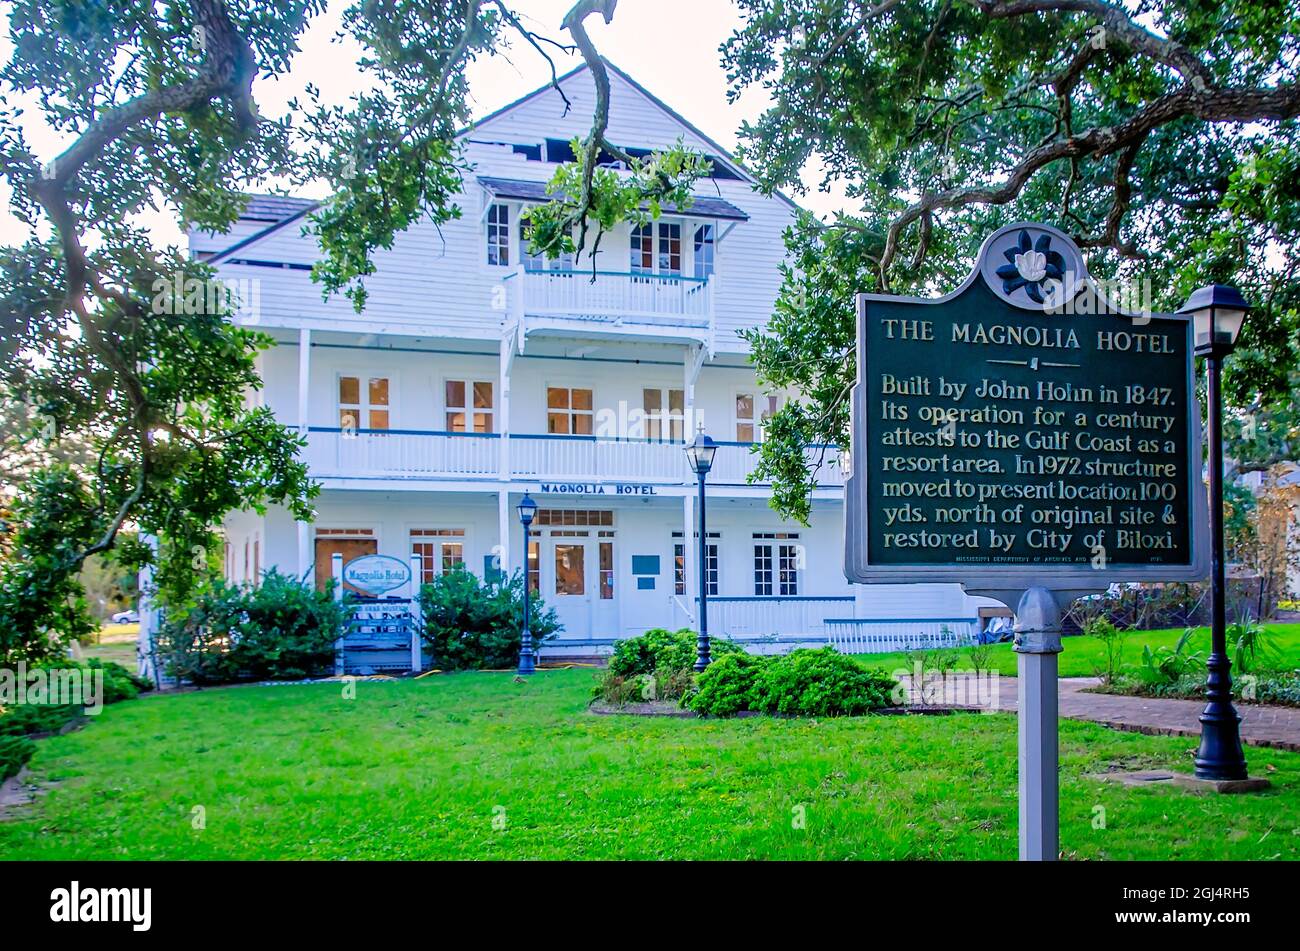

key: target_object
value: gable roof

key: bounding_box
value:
[240,194,318,223]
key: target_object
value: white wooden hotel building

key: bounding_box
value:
[190,62,1000,657]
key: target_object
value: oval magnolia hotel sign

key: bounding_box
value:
[844,222,1209,596]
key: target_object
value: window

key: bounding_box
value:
[252,538,260,586]
[631,221,687,276]
[487,203,510,266]
[693,224,715,277]
[554,543,585,595]
[522,219,573,271]
[527,538,540,593]
[599,541,614,600]
[735,391,781,442]
[642,387,685,441]
[630,222,653,274]
[657,222,681,274]
[410,529,466,585]
[534,509,613,527]
[753,532,800,596]
[445,380,494,433]
[673,531,719,596]
[339,376,390,431]
[547,386,594,435]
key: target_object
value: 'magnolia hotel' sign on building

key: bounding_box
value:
[155,62,1015,662]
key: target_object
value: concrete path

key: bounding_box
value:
[997,677,1300,752]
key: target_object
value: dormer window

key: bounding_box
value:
[694,224,715,278]
[487,203,510,266]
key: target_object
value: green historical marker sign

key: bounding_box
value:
[844,223,1209,592]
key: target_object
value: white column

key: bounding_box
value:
[296,328,313,582]
[682,494,695,625]
[1014,586,1063,862]
[409,553,423,672]
[332,552,345,675]
[498,489,511,580]
[499,335,513,481]
[296,328,311,432]
[136,533,160,686]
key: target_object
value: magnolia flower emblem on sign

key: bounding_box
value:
[996,229,1067,304]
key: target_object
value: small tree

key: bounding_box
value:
[418,567,560,671]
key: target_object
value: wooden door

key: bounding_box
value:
[314,537,378,593]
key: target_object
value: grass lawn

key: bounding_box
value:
[2,669,1297,860]
[859,622,1300,679]
[75,623,141,669]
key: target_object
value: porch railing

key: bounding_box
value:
[303,428,843,487]
[519,267,710,324]
[824,618,975,655]
[305,427,499,478]
[704,596,856,640]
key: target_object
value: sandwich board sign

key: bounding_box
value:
[845,222,1209,859]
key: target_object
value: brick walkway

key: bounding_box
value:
[997,677,1300,752]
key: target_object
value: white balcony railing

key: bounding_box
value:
[515,267,711,325]
[305,428,499,478]
[304,429,844,488]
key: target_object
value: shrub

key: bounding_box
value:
[687,652,769,716]
[608,628,744,678]
[0,734,35,782]
[749,647,896,717]
[86,658,152,703]
[1084,616,1128,685]
[157,570,347,684]
[591,669,647,705]
[419,567,560,670]
[1136,628,1204,688]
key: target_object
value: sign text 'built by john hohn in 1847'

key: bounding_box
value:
[844,223,1209,591]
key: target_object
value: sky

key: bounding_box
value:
[0,0,849,252]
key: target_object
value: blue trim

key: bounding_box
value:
[292,340,757,371]
[223,258,313,271]
[823,617,975,625]
[308,426,499,438]
[524,266,707,284]
[702,595,854,604]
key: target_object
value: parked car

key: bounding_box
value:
[110,609,139,624]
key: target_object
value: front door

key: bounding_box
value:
[549,535,591,639]
[314,536,378,593]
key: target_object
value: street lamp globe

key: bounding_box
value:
[685,431,718,476]
[517,493,538,527]
[1177,284,1250,356]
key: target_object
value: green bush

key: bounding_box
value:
[157,570,348,684]
[419,567,560,670]
[687,652,769,716]
[0,659,150,739]
[1136,628,1204,688]
[591,669,647,705]
[85,658,153,703]
[0,734,36,782]
[608,628,744,678]
[749,647,897,717]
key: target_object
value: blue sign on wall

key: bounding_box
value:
[343,554,411,596]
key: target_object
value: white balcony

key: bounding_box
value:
[305,428,499,479]
[510,266,712,334]
[302,429,844,489]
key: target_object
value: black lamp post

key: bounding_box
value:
[516,493,538,676]
[685,429,718,671]
[1178,284,1251,781]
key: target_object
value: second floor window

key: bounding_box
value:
[630,221,683,276]
[339,376,389,431]
[547,386,593,435]
[735,392,781,442]
[487,203,510,266]
[658,222,681,275]
[630,222,653,274]
[693,224,714,277]
[445,380,494,433]
[643,387,685,441]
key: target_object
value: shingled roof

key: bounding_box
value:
[477,176,749,221]
[239,194,319,222]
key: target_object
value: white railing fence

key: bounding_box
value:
[824,619,976,655]
[305,429,499,478]
[522,268,710,324]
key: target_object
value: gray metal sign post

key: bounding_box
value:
[844,223,1210,862]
